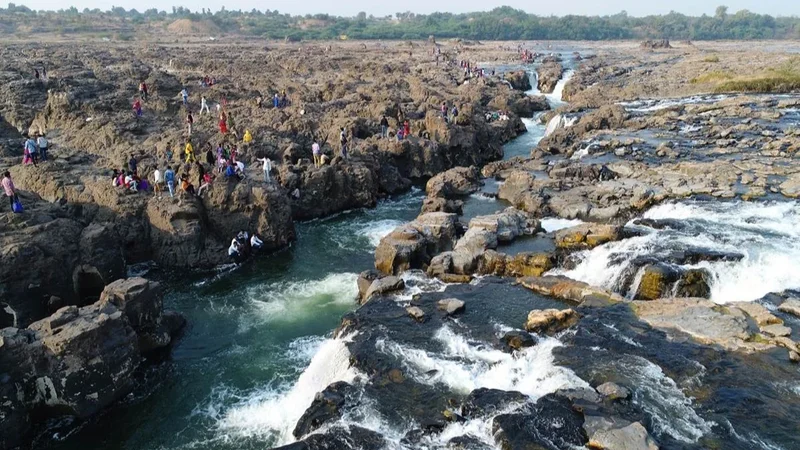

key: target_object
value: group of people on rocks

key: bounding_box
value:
[22,133,48,166]
[459,60,494,79]
[228,230,264,261]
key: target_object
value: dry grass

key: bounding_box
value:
[712,57,800,93]
[690,71,733,84]
[702,55,720,63]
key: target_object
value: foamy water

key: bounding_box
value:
[240,273,359,330]
[545,69,574,108]
[216,335,360,445]
[555,200,800,303]
[378,325,589,397]
[540,217,583,233]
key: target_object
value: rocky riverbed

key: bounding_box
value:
[3,39,800,450]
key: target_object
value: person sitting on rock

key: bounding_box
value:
[224,161,237,179]
[180,175,195,197]
[319,153,329,166]
[184,139,196,163]
[250,234,264,249]
[228,238,241,260]
[197,172,213,196]
[243,129,253,146]
[235,160,246,179]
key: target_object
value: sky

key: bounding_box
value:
[16,0,800,17]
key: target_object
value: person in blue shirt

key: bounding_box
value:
[180,88,189,106]
[24,136,38,165]
[164,165,176,197]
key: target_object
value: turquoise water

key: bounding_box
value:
[39,190,424,450]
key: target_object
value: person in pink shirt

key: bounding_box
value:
[2,171,18,210]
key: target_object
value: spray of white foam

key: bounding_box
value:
[617,356,713,444]
[555,200,800,303]
[359,219,404,247]
[545,69,574,108]
[394,270,448,302]
[619,94,732,113]
[215,335,360,446]
[240,273,358,330]
[540,217,584,233]
[524,70,541,95]
[544,114,578,137]
[378,325,589,398]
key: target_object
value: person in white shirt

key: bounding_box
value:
[36,134,49,161]
[235,160,246,179]
[153,168,163,197]
[311,142,320,167]
[256,157,272,182]
[250,234,263,249]
[228,238,240,259]
[200,96,210,114]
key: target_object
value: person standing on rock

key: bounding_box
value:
[3,172,19,212]
[129,155,138,175]
[205,145,215,166]
[185,139,196,163]
[257,156,272,182]
[441,102,448,122]
[36,133,48,162]
[180,88,189,107]
[164,166,175,197]
[24,135,38,166]
[312,140,321,167]
[139,81,148,102]
[227,114,237,138]
[243,129,253,146]
[339,128,349,160]
[186,111,194,135]
[450,105,459,123]
[403,120,410,139]
[133,98,143,119]
[200,96,209,114]
[380,116,389,138]
[219,115,228,135]
[153,167,163,197]
[273,93,280,109]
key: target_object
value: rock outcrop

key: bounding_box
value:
[375,212,459,275]
[0,277,183,449]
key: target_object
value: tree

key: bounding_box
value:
[715,6,728,19]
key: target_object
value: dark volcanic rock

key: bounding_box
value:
[293,382,355,438]
[461,388,529,418]
[492,394,588,450]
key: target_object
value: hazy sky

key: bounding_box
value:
[20,0,800,17]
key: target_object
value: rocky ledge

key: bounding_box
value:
[0,277,184,449]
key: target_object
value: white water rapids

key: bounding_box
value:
[554,200,800,303]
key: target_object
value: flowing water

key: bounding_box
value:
[41,51,800,450]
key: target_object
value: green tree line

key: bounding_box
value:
[1,4,798,40]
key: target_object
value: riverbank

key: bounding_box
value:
[3,39,800,450]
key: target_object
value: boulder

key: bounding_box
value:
[493,394,588,449]
[537,61,564,94]
[634,264,680,300]
[778,298,800,318]
[406,306,425,321]
[362,276,405,302]
[596,382,631,401]
[520,276,623,305]
[420,196,463,214]
[461,388,529,418]
[437,298,465,315]
[736,302,783,327]
[640,39,671,49]
[375,212,458,275]
[501,330,537,352]
[525,308,579,334]
[469,208,539,242]
[293,382,354,438]
[503,70,532,91]
[425,166,482,199]
[555,223,622,250]
[357,270,381,300]
[588,422,659,450]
